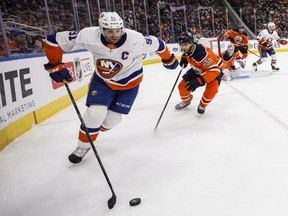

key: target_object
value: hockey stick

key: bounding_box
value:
[217,33,224,57]
[248,49,260,57]
[64,82,116,209]
[154,65,184,131]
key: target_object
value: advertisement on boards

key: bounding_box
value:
[0,52,94,129]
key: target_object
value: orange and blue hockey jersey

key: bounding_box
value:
[182,43,222,82]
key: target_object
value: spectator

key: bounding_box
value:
[0,28,33,56]
[0,32,7,57]
[0,29,45,57]
[31,35,45,54]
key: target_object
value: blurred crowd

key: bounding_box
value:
[0,0,287,57]
[228,0,288,37]
[0,29,44,57]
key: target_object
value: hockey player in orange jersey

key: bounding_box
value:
[175,33,223,114]
[223,25,248,68]
[221,43,244,81]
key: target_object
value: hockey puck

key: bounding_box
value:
[129,198,141,206]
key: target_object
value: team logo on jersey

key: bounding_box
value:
[235,36,242,44]
[96,59,123,79]
[266,38,273,45]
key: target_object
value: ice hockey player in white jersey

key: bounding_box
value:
[252,22,287,72]
[43,12,179,164]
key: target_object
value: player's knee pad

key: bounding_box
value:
[260,57,268,63]
[83,105,108,128]
[271,54,277,61]
[101,110,122,130]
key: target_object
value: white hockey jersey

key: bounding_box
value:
[45,27,171,90]
[257,29,280,42]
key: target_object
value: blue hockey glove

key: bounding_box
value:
[162,54,179,70]
[44,62,72,83]
[185,77,205,92]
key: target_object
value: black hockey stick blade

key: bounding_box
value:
[108,194,117,209]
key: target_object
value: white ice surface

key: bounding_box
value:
[1,53,288,216]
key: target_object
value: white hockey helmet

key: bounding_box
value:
[268,22,276,31]
[98,12,124,32]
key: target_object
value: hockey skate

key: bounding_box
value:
[252,62,257,72]
[271,64,280,72]
[68,146,90,164]
[175,95,193,110]
[197,105,205,114]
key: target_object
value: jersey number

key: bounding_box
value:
[145,36,152,45]
[68,31,78,41]
[203,58,213,68]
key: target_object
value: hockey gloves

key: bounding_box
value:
[278,38,287,45]
[241,45,248,50]
[179,55,188,68]
[185,77,205,92]
[44,62,73,82]
[162,54,179,70]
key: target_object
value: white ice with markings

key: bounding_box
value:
[1,52,288,216]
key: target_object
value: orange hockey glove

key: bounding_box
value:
[278,38,287,45]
